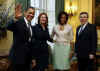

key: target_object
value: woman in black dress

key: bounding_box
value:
[31,13,53,71]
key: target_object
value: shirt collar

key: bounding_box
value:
[24,17,28,24]
[81,22,88,30]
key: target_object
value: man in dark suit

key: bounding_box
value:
[7,5,35,71]
[75,12,97,71]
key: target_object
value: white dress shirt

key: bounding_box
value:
[78,22,88,35]
[24,17,32,41]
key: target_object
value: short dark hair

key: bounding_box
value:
[25,6,35,12]
[80,12,88,18]
[58,11,69,24]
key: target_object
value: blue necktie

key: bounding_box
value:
[78,26,83,35]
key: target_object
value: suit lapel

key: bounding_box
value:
[81,23,89,34]
[77,26,81,37]
[78,23,89,36]
[76,26,81,39]
[21,18,31,38]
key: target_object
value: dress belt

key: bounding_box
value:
[55,41,70,43]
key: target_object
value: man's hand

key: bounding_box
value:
[15,4,22,19]
[32,59,36,68]
[89,54,95,59]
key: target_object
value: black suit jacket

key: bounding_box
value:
[31,24,53,58]
[75,23,97,58]
[7,17,31,64]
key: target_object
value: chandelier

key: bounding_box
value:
[65,0,77,16]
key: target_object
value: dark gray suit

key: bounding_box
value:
[7,17,32,71]
[75,23,97,71]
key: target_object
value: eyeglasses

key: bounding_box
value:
[80,16,88,18]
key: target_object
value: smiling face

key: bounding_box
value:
[40,14,47,24]
[80,13,88,25]
[24,8,35,22]
[58,12,69,25]
[60,14,67,25]
[38,13,48,26]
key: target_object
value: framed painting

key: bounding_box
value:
[95,0,100,51]
[0,0,14,40]
[0,1,7,39]
[95,0,100,26]
[97,27,100,51]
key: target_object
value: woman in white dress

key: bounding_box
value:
[52,12,73,71]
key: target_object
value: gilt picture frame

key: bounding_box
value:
[95,0,100,52]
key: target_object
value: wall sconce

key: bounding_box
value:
[65,0,77,16]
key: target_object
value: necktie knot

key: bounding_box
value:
[28,22,31,26]
[78,25,83,35]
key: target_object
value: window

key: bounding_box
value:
[30,0,55,34]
